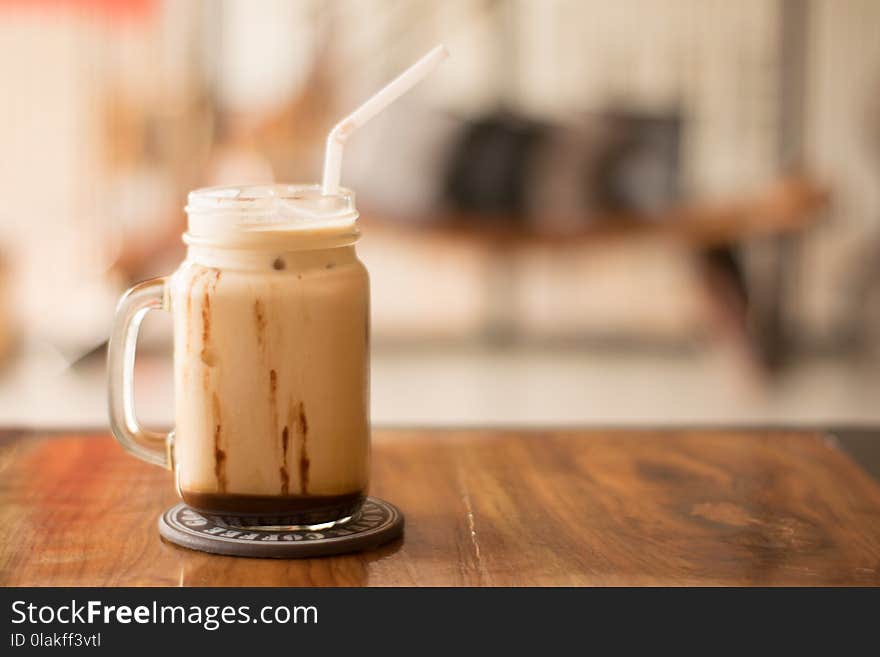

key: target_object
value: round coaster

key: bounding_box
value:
[158,497,404,559]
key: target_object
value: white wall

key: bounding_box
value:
[802,0,880,337]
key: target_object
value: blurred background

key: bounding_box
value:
[1,0,879,428]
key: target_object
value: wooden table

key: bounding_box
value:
[1,428,879,586]
[364,176,830,249]
[362,177,830,365]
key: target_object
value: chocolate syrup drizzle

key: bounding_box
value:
[297,401,309,494]
[197,269,224,491]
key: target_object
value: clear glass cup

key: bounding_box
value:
[108,184,370,528]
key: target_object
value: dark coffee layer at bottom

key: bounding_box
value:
[180,490,366,527]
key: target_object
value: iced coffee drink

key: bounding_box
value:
[169,185,369,525]
[108,46,447,530]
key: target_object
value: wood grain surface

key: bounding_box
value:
[1,429,879,586]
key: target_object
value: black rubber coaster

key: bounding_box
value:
[158,497,404,558]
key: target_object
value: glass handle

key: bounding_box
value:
[107,277,173,470]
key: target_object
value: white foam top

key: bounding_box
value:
[184,184,359,248]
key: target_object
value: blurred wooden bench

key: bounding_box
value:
[362,175,830,370]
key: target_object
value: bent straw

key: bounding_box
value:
[321,44,449,196]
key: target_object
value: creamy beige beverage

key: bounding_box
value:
[109,48,445,530]
[169,185,370,524]
[92,185,358,525]
[108,184,370,526]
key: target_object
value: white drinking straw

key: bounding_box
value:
[321,44,449,196]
